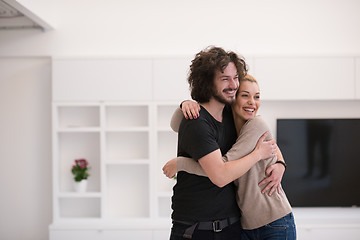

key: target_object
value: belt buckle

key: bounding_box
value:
[212,220,222,232]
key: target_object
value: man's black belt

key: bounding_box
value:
[173,216,239,239]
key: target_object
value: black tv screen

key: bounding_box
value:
[276,118,360,207]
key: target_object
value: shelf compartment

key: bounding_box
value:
[58,106,100,128]
[105,105,148,128]
[106,164,149,218]
[58,132,101,192]
[158,196,172,218]
[157,131,177,192]
[157,105,178,129]
[106,132,149,161]
[59,197,101,218]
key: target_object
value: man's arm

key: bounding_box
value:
[198,132,275,188]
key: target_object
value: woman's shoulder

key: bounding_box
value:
[240,115,273,139]
[243,115,267,129]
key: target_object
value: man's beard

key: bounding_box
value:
[212,88,236,105]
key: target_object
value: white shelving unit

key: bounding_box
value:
[50,56,360,240]
[51,101,178,239]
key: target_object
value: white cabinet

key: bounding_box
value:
[51,101,178,239]
[253,57,355,100]
[153,58,192,101]
[52,59,153,101]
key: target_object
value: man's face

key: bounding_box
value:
[212,62,239,105]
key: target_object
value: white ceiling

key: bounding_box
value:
[0,0,52,30]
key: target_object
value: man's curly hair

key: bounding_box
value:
[188,46,248,103]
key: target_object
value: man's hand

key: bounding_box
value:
[258,162,285,196]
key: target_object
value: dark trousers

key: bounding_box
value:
[170,221,242,240]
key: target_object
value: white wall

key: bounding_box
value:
[0,0,360,57]
[1,1,360,240]
[0,58,52,240]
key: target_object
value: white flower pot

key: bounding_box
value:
[74,179,88,193]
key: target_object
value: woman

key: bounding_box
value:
[163,74,296,240]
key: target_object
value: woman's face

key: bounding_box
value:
[232,80,261,121]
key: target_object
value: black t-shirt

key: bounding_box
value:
[171,105,240,222]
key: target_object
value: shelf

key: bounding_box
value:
[58,192,102,198]
[59,197,101,218]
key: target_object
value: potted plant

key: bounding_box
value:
[71,158,90,192]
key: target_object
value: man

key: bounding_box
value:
[169,46,277,240]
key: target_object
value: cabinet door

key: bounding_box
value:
[153,58,192,101]
[52,59,153,101]
[253,57,355,100]
[356,58,360,99]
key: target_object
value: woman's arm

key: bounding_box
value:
[170,101,201,133]
[162,156,207,178]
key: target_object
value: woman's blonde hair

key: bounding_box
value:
[242,74,258,84]
[236,74,259,97]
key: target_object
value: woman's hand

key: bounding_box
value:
[258,162,285,196]
[181,100,200,119]
[254,132,277,160]
[162,158,178,178]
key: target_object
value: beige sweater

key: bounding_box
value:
[171,108,292,229]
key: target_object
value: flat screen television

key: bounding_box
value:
[276,118,360,207]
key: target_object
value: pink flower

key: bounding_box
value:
[72,158,90,182]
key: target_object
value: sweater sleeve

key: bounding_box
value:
[176,156,208,177]
[224,115,274,162]
[170,107,184,133]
